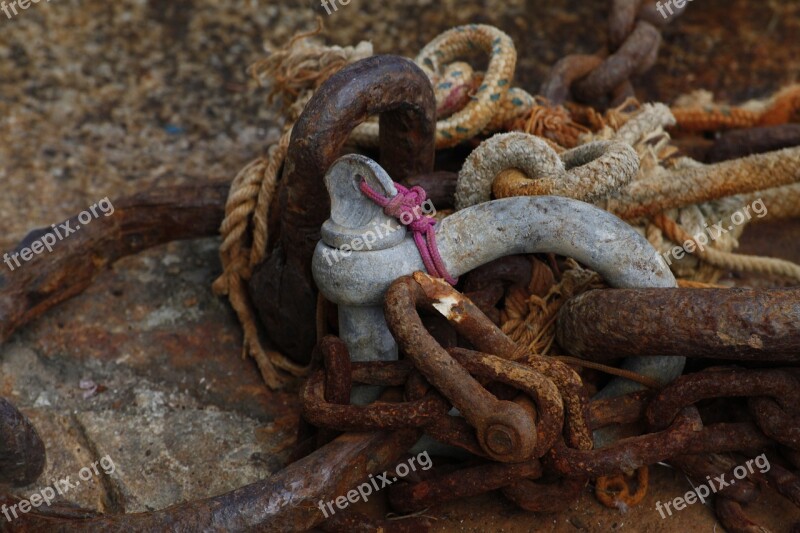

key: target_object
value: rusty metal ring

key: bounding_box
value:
[749,396,800,451]
[548,407,703,478]
[403,370,489,458]
[301,366,449,432]
[573,20,661,102]
[388,459,543,513]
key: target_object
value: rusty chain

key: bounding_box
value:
[297,272,800,520]
[541,0,685,106]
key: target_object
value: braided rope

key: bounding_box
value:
[416,24,517,146]
[216,21,800,389]
[508,101,591,148]
[215,25,533,388]
[741,183,800,221]
[213,28,374,388]
[501,259,604,355]
[212,129,309,388]
[455,99,800,285]
[653,213,800,281]
[454,132,640,209]
[606,147,800,219]
[351,24,533,149]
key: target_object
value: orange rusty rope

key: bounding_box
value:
[670,85,800,132]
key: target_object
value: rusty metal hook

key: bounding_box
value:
[383,271,572,463]
[250,55,436,361]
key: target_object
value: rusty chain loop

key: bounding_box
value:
[541,0,685,106]
[383,272,547,462]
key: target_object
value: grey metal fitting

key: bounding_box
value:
[312,155,684,427]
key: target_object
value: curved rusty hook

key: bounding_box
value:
[252,54,436,361]
[384,272,544,463]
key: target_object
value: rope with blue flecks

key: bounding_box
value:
[351,24,537,149]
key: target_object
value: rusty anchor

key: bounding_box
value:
[249,54,436,362]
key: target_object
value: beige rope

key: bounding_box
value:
[350,24,528,149]
[218,21,800,390]
[455,132,639,209]
[606,147,800,220]
[212,129,308,389]
[741,183,800,221]
[652,213,800,281]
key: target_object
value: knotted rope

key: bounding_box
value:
[498,258,662,389]
[359,180,457,285]
[215,23,585,387]
[455,101,800,284]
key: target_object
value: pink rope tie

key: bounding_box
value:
[359,177,458,285]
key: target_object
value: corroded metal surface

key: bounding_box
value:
[314,185,683,401]
[646,368,800,431]
[502,477,587,513]
[548,408,703,478]
[0,1,796,531]
[0,398,46,487]
[388,460,543,513]
[10,429,420,531]
[384,274,539,463]
[557,288,800,361]
[0,182,229,345]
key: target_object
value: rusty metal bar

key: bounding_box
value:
[10,430,420,532]
[557,288,800,362]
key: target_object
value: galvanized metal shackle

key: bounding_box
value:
[313,155,684,426]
